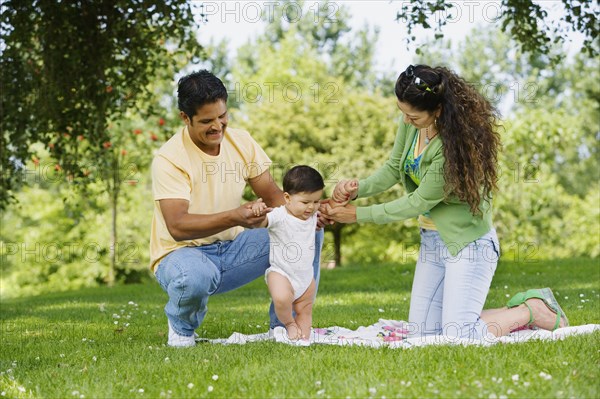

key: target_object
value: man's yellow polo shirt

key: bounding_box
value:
[149,126,272,272]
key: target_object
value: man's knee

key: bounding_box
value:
[165,257,219,300]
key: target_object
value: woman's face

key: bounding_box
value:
[397,100,439,129]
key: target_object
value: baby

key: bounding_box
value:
[251,165,324,345]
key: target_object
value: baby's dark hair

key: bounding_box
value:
[283,165,325,195]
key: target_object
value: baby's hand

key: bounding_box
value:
[250,198,268,216]
[331,179,359,207]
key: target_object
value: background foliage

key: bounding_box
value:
[1,1,598,298]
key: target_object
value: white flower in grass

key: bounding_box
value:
[539,372,552,380]
[523,382,530,387]
[17,387,25,393]
[187,383,194,389]
[60,354,65,358]
[511,374,519,382]
[72,391,80,396]
[92,356,97,362]
[580,293,584,297]
[378,308,385,313]
[164,357,169,362]
[316,389,325,395]
[212,375,218,381]
[368,387,377,394]
[1,392,5,396]
[207,386,214,392]
[315,381,322,387]
[507,389,515,395]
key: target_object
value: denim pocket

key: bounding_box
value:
[476,229,500,262]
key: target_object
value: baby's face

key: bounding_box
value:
[284,190,323,220]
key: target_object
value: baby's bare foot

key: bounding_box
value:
[285,322,302,340]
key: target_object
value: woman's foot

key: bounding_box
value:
[525,298,567,331]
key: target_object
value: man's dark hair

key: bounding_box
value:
[177,70,228,120]
[283,165,325,195]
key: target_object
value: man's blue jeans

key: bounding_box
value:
[155,228,324,337]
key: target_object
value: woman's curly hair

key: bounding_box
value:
[395,64,501,214]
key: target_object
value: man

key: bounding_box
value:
[150,70,323,347]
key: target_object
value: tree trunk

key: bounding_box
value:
[108,151,119,287]
[331,223,343,267]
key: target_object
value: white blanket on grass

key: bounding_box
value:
[205,319,600,348]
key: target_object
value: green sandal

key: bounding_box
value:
[506,287,569,330]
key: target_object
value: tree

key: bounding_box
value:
[396,0,599,62]
[0,0,199,209]
[230,14,402,265]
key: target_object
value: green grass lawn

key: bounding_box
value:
[1,258,599,398]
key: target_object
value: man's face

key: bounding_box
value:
[181,100,228,156]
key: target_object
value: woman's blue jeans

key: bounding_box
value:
[155,228,323,337]
[408,228,500,340]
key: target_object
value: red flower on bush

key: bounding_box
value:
[150,133,158,141]
[77,135,84,141]
[133,129,142,135]
[121,149,127,156]
[106,85,113,93]
[158,118,165,126]
[48,143,55,149]
[32,156,40,166]
[54,164,62,171]
[102,141,112,149]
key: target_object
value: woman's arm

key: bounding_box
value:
[357,155,446,224]
[355,120,410,199]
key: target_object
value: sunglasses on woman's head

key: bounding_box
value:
[404,65,434,93]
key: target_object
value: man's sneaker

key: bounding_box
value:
[167,320,196,347]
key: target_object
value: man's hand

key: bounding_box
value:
[235,199,272,228]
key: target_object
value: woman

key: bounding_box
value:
[322,64,568,339]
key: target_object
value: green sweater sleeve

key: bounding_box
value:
[356,121,406,198]
[356,136,447,224]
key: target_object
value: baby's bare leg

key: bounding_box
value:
[267,272,301,339]
[293,279,316,341]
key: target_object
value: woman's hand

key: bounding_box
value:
[320,200,358,224]
[317,199,335,229]
[332,179,359,204]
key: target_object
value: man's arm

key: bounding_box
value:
[248,169,285,207]
[159,199,267,241]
